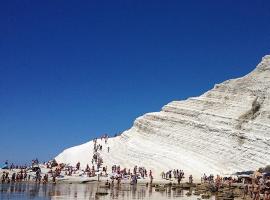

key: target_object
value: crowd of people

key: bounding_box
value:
[90,135,154,185]
[0,166,50,184]
[161,169,186,184]
[4,132,270,200]
[242,175,270,200]
[2,160,27,170]
[2,154,270,200]
[0,159,61,184]
[109,165,153,185]
[1,170,27,183]
[198,172,270,200]
[0,134,184,186]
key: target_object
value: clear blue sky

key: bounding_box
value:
[0,0,270,165]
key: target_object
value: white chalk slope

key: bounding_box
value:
[56,55,270,179]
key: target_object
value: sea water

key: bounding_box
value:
[0,182,214,200]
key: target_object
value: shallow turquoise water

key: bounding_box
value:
[0,182,213,200]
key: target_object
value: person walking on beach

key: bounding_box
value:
[11,173,15,182]
[150,173,153,184]
[52,174,56,184]
[189,175,193,184]
[1,173,5,183]
[161,171,165,179]
[24,171,27,181]
[117,176,121,185]
[177,174,182,184]
[168,171,172,180]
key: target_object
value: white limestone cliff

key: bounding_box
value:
[55,55,270,179]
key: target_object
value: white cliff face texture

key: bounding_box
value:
[55,56,270,179]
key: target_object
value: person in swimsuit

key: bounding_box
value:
[264,180,270,200]
[249,182,254,198]
[243,181,249,199]
[253,180,260,200]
